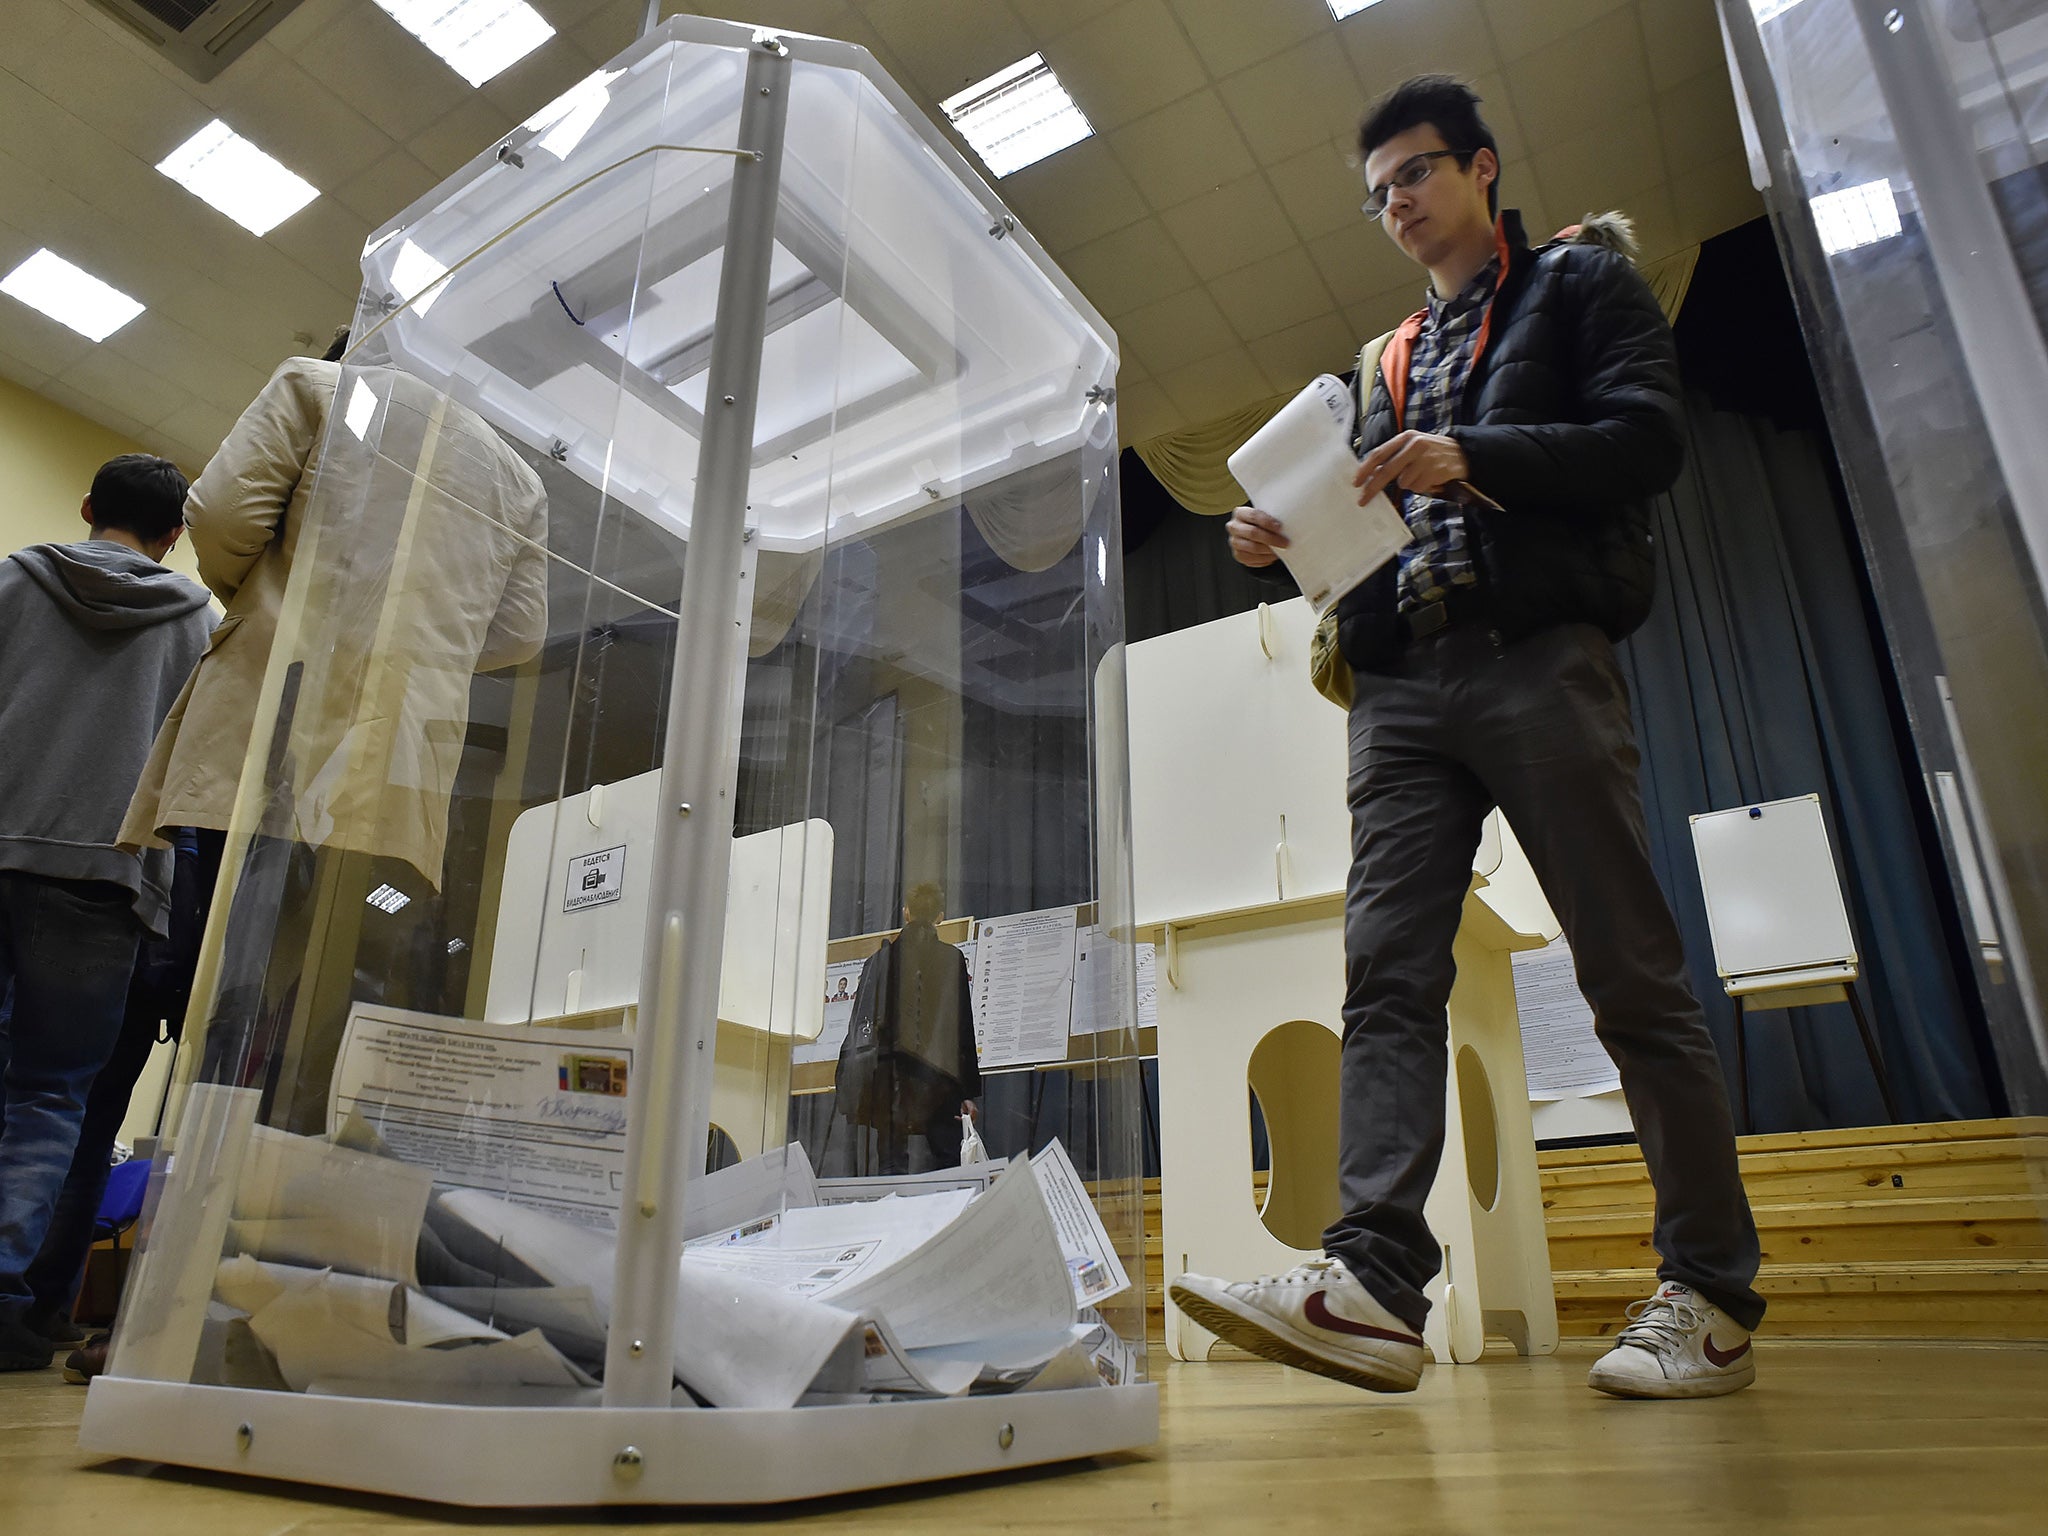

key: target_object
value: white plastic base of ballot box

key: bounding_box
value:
[79,1376,1159,1507]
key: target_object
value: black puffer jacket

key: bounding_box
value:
[1336,209,1683,672]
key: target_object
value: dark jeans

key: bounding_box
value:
[22,828,209,1320]
[1322,622,1766,1333]
[0,873,140,1325]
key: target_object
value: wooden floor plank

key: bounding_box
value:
[4,1345,2045,1533]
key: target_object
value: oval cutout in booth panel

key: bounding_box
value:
[1246,1020,1342,1250]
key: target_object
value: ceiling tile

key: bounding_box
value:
[1061,218,1201,317]
[1337,0,1500,96]
[1041,1,1210,134]
[999,136,1148,253]
[1216,35,1365,165]
[1115,287,1241,376]
[286,9,463,143]
[1656,66,1745,179]
[0,292,96,382]
[1156,344,1274,422]
[263,198,376,307]
[334,149,445,229]
[261,0,356,53]
[1637,0,1728,91]
[409,97,520,179]
[1616,181,1681,263]
[860,0,1037,102]
[31,377,152,448]
[1464,71,1528,165]
[1672,150,1764,248]
[532,0,624,29]
[101,317,274,417]
[1158,173,1297,281]
[1305,218,1418,308]
[1106,91,1258,213]
[1174,0,1332,78]
[55,348,188,429]
[1113,376,1178,443]
[200,45,397,192]
[154,398,245,464]
[1208,246,1338,342]
[1248,309,1361,395]
[1008,0,1102,44]
[1481,0,1632,62]
[5,8,210,171]
[481,33,608,124]
[572,0,658,62]
[1502,12,1653,150]
[0,344,50,394]
[1532,121,1668,229]
[1266,138,1365,243]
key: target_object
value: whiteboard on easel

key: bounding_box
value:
[1688,795,1857,980]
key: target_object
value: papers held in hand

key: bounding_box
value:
[1227,374,1413,613]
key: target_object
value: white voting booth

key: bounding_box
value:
[481,769,833,1159]
[1691,794,1899,1127]
[84,17,1153,1508]
[1129,597,1560,1366]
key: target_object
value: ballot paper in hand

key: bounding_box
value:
[1228,374,1412,612]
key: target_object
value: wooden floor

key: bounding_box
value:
[4,1342,2045,1533]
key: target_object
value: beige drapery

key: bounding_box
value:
[1130,244,1701,516]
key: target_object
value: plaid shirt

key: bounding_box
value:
[1393,257,1499,612]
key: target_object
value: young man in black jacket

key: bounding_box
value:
[1172,76,1763,1400]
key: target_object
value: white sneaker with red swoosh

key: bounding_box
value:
[1170,1257,1424,1392]
[1588,1281,1757,1399]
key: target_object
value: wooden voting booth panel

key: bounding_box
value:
[484,767,833,1158]
[1129,598,1559,1364]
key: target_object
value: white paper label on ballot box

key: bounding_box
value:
[563,844,626,912]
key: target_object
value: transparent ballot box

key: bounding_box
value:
[79,16,1152,1507]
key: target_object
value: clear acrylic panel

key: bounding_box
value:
[1721,0,2048,1118]
[97,16,1147,1477]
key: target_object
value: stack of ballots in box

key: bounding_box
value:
[202,1121,1134,1408]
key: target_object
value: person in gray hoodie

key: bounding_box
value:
[0,453,212,1370]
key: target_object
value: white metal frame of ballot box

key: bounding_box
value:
[1129,599,1560,1366]
[80,16,1155,1504]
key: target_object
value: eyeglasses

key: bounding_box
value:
[1362,150,1472,220]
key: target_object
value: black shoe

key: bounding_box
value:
[63,1332,112,1384]
[0,1316,56,1372]
[24,1308,87,1346]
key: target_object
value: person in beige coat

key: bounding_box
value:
[120,347,550,885]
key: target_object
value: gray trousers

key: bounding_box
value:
[1321,621,1766,1332]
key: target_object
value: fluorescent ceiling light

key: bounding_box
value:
[524,68,622,159]
[367,883,412,914]
[156,120,318,237]
[1812,178,1901,255]
[371,0,554,88]
[0,249,143,342]
[391,239,451,316]
[1328,0,1385,17]
[941,53,1092,177]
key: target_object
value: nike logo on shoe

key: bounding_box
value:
[1702,1335,1752,1368]
[1303,1290,1424,1346]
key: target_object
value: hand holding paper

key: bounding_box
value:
[1227,374,1413,613]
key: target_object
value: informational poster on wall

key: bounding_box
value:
[793,957,869,1066]
[1510,938,1621,1100]
[970,905,1079,1069]
[1068,925,1158,1037]
[328,1003,633,1230]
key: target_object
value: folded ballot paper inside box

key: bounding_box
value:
[1227,373,1412,613]
[203,1124,1134,1409]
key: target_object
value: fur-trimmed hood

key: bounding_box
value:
[1554,210,1640,262]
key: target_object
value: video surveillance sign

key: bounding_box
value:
[564,844,627,912]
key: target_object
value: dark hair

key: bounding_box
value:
[905,881,945,925]
[322,325,350,362]
[88,454,189,544]
[1357,75,1499,217]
